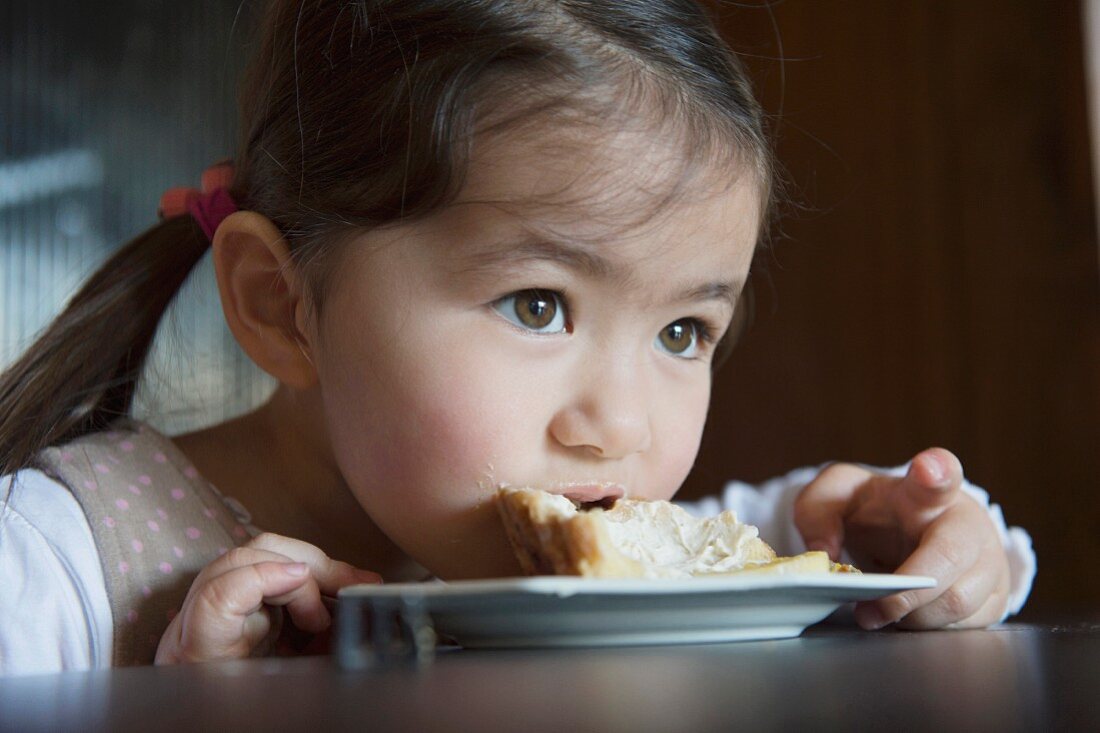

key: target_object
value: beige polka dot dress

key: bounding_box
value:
[35,421,253,665]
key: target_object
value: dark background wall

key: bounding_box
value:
[681,1,1100,617]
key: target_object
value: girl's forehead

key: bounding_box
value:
[445,124,762,253]
[330,122,762,302]
[457,122,756,222]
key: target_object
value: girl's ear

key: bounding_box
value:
[210,211,318,389]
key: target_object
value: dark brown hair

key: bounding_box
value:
[0,0,773,477]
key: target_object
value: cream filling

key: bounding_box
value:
[600,501,762,578]
[533,491,763,578]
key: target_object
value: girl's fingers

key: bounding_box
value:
[247,533,384,592]
[179,560,315,662]
[946,570,1012,630]
[793,449,962,566]
[793,463,870,561]
[891,449,965,534]
[893,550,1005,630]
[241,604,280,655]
[160,533,384,664]
[205,534,379,639]
[794,449,1008,632]
[187,544,295,595]
[901,449,963,507]
[262,571,332,635]
[852,506,982,629]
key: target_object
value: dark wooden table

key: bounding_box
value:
[1,620,1097,732]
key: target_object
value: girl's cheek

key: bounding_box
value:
[651,399,709,500]
[372,381,510,497]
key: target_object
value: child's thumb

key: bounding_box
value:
[901,448,963,510]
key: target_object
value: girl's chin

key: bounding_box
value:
[404,493,527,580]
[420,531,526,581]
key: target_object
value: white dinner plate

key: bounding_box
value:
[337,573,936,649]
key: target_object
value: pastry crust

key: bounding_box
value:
[496,487,857,578]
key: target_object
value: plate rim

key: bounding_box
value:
[339,573,936,599]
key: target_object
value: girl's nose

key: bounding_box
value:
[548,369,652,459]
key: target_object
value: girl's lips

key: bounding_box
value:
[553,483,626,503]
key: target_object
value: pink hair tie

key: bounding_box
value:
[157,161,238,241]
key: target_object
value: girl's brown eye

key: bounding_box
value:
[492,289,568,334]
[515,290,557,329]
[658,320,697,356]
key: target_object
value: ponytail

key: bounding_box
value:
[0,216,210,477]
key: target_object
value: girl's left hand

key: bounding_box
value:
[793,447,1011,630]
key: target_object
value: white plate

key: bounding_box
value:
[337,574,936,648]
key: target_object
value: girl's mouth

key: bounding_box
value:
[552,482,626,509]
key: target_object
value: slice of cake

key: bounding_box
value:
[496,487,857,578]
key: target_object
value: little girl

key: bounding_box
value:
[0,0,1033,675]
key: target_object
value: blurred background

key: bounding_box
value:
[1,1,1097,617]
[0,0,271,430]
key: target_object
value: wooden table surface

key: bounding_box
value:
[1,619,1097,732]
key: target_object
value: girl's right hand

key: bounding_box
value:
[155,533,382,664]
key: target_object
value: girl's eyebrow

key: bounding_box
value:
[456,235,616,279]
[455,235,742,309]
[678,281,742,310]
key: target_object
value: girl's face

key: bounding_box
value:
[310,126,762,579]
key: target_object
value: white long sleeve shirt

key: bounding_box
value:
[0,464,1036,677]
